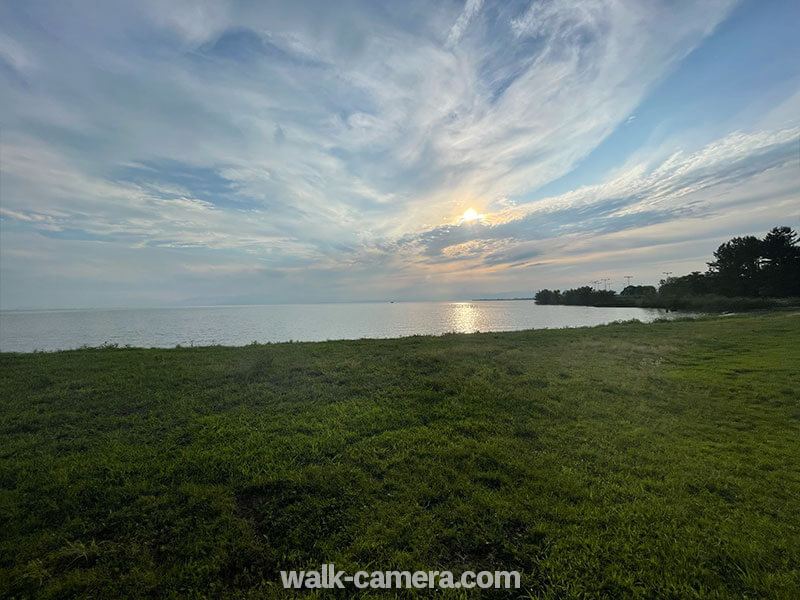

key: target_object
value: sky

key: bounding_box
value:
[1,0,798,308]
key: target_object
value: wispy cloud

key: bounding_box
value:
[446,0,484,47]
[1,0,798,306]
[388,126,800,269]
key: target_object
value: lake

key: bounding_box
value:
[0,302,694,352]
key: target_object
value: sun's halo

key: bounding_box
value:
[462,208,480,222]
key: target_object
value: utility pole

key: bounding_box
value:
[602,278,611,290]
[624,275,632,287]
[662,271,673,281]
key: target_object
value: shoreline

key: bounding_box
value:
[0,308,706,355]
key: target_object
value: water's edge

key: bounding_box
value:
[0,302,698,353]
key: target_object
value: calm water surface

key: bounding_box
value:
[0,302,695,352]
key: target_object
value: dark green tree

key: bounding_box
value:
[621,285,657,296]
[707,235,764,296]
[534,289,561,304]
[760,226,800,296]
[659,272,712,297]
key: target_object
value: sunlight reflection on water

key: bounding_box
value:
[449,302,480,333]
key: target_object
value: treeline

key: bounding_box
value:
[534,287,618,306]
[535,226,800,311]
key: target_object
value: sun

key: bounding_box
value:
[462,208,480,222]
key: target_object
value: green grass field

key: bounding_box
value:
[1,313,799,598]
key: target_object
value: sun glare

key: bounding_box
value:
[462,208,480,222]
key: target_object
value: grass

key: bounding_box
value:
[1,313,799,599]
[538,293,800,312]
[627,294,800,312]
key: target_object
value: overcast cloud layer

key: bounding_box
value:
[1,0,799,307]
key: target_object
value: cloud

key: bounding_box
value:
[389,126,800,269]
[0,32,37,73]
[1,0,797,306]
[0,0,739,229]
[446,0,484,47]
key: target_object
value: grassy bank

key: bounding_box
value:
[1,313,799,598]
[536,292,800,312]
[610,294,799,312]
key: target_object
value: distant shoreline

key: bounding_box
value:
[471,297,536,302]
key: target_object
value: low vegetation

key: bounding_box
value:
[535,288,798,312]
[1,313,799,598]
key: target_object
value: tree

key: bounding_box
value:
[707,236,764,296]
[760,226,800,296]
[659,272,712,297]
[704,227,799,297]
[534,227,799,307]
[534,289,561,305]
[621,285,657,296]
